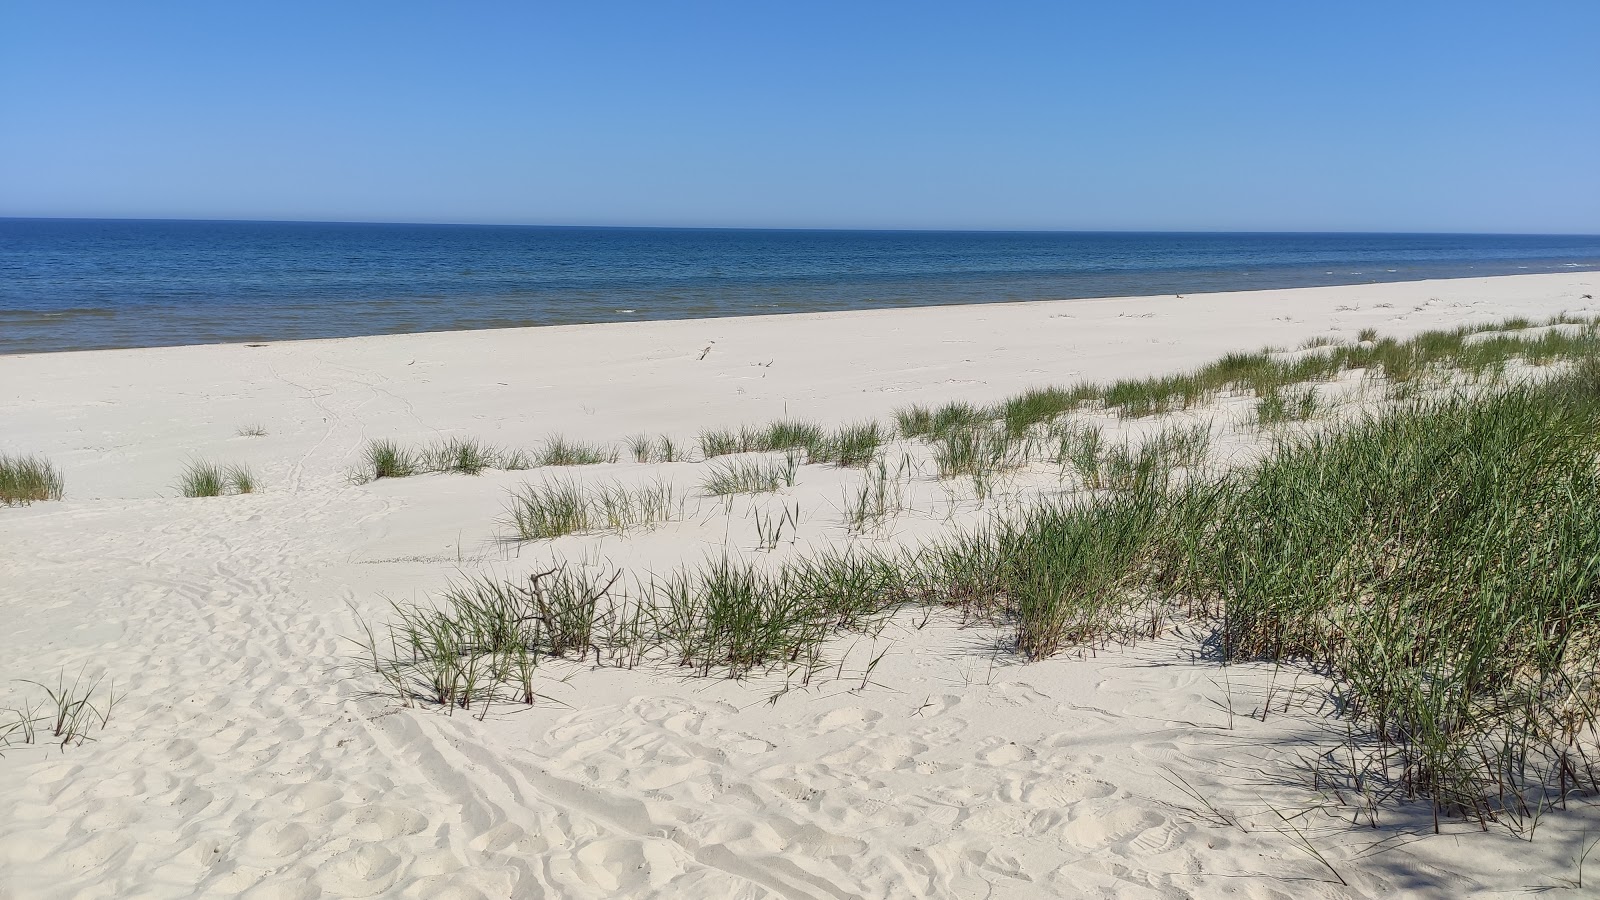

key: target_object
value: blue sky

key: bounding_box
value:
[2,2,1596,232]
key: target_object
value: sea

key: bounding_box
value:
[2,218,1597,354]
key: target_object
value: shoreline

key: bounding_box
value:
[5,220,1599,355]
[7,269,1596,357]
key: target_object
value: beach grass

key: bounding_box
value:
[356,436,554,482]
[697,426,760,459]
[1183,366,1600,827]
[537,435,617,467]
[364,439,421,480]
[363,567,627,710]
[825,421,884,467]
[843,457,908,532]
[423,437,504,475]
[0,454,65,506]
[8,668,117,750]
[1255,385,1322,425]
[1000,385,1099,436]
[366,313,1600,827]
[177,460,257,497]
[761,419,828,456]
[506,477,681,540]
[701,455,799,496]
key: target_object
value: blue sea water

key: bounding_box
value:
[2,219,1597,354]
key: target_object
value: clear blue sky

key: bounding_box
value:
[2,2,1596,232]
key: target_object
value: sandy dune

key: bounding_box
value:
[2,272,1598,898]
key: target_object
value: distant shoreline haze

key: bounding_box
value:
[2,219,1597,354]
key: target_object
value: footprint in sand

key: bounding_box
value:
[241,821,311,859]
[317,844,403,897]
[1061,806,1167,850]
[336,803,428,841]
[976,737,1035,766]
[814,705,882,732]
[574,836,688,891]
[1021,775,1117,807]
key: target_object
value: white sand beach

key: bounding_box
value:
[3,271,1599,899]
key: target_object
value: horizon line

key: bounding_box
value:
[3,215,1598,239]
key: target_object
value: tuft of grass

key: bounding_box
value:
[1103,373,1208,418]
[1001,384,1097,436]
[1050,422,1105,488]
[424,437,500,475]
[507,480,592,539]
[762,419,827,456]
[224,463,257,494]
[652,558,836,679]
[177,460,256,497]
[753,501,800,551]
[1256,385,1321,426]
[913,480,1173,657]
[364,439,420,480]
[537,436,617,467]
[356,437,530,482]
[844,457,908,532]
[361,567,625,710]
[11,668,117,750]
[894,404,935,439]
[698,426,760,459]
[506,478,681,540]
[0,454,64,506]
[829,421,885,467]
[933,425,1031,483]
[895,401,988,439]
[596,479,682,532]
[929,401,987,438]
[701,455,799,496]
[627,433,683,464]
[235,423,268,437]
[176,460,226,497]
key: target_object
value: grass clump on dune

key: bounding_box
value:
[761,420,827,456]
[356,437,539,482]
[506,478,681,540]
[626,433,683,464]
[910,362,1600,823]
[4,668,118,750]
[932,425,1031,482]
[896,400,987,439]
[1186,367,1600,826]
[363,439,422,480]
[1000,385,1098,436]
[424,437,524,475]
[653,559,833,678]
[698,426,761,459]
[823,421,884,467]
[0,454,64,506]
[362,567,628,710]
[843,458,909,533]
[698,420,835,461]
[1255,385,1322,425]
[176,460,257,497]
[701,455,800,496]
[536,436,617,467]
